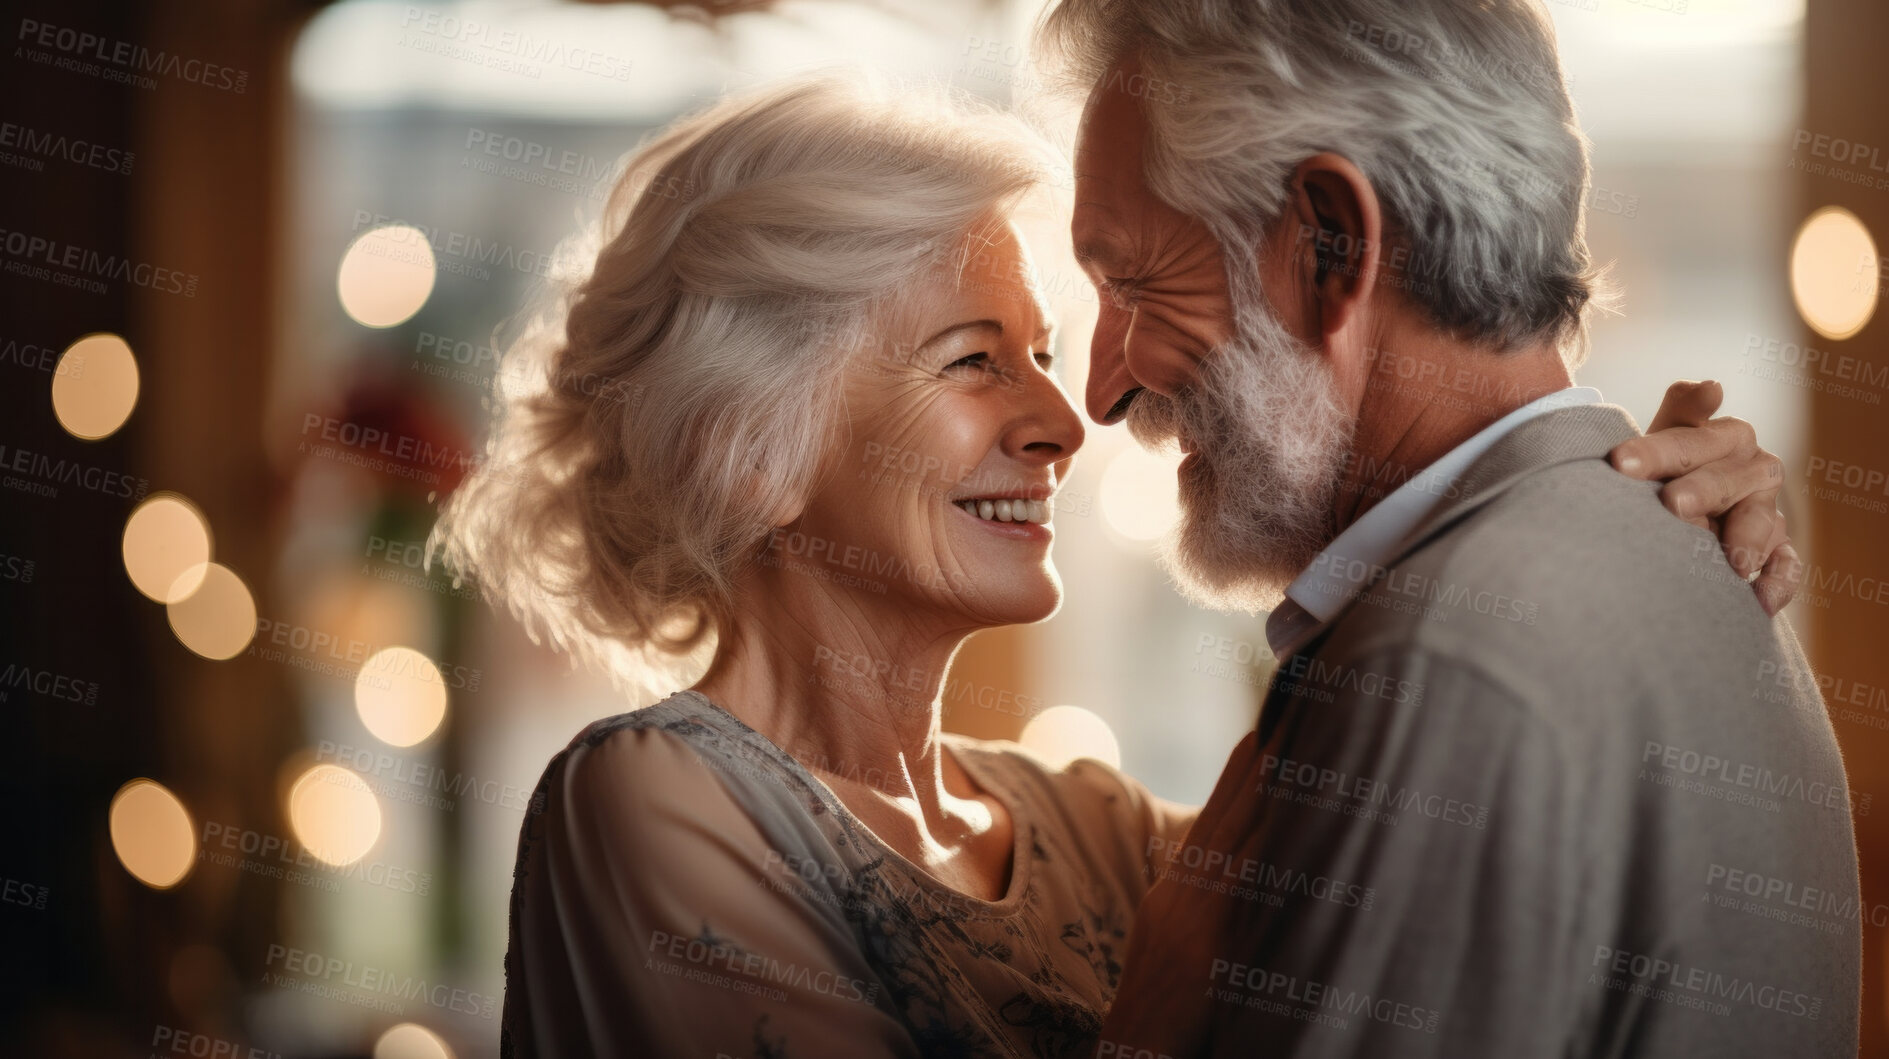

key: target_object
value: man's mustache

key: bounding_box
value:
[1124,389,1181,450]
[1125,376,1217,456]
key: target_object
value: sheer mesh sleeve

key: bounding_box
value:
[501,723,922,1059]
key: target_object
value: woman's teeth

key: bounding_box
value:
[958,498,1050,524]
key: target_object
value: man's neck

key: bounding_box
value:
[1330,333,1575,532]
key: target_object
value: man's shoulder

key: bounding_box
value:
[1332,458,1751,650]
[1305,453,1817,733]
[1421,453,1726,620]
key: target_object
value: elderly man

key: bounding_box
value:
[1036,0,1862,1055]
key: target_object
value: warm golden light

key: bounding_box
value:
[1790,206,1880,340]
[51,332,139,440]
[356,646,449,748]
[1099,445,1183,542]
[338,224,437,328]
[109,779,196,889]
[374,1023,455,1059]
[288,764,383,866]
[1021,705,1123,770]
[122,494,213,603]
[165,562,257,660]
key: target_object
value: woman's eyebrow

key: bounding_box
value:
[918,319,1002,350]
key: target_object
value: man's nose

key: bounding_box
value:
[1085,305,1136,424]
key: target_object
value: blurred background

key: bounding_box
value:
[3,0,1886,1054]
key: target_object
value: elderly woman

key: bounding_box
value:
[433,77,1792,1059]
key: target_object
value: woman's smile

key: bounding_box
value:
[948,492,1055,542]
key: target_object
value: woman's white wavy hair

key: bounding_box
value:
[429,73,1053,690]
[1036,0,1608,361]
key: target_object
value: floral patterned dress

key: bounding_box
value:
[500,690,1190,1058]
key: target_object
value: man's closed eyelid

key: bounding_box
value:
[943,352,990,371]
[1101,278,1141,310]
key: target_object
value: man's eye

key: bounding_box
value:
[944,352,990,372]
[1100,276,1140,309]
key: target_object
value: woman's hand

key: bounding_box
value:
[1608,380,1800,617]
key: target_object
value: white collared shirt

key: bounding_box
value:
[1263,386,1605,661]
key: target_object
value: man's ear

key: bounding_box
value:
[1280,152,1383,343]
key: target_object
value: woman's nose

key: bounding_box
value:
[1012,363,1086,464]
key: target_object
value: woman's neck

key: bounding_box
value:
[689,566,976,835]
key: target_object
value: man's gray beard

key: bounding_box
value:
[1125,299,1354,614]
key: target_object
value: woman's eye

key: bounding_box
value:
[944,352,990,372]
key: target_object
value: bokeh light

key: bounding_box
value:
[1021,705,1122,769]
[1790,205,1879,340]
[165,562,257,660]
[374,1023,455,1059]
[109,779,196,889]
[356,646,449,748]
[287,764,382,866]
[337,224,436,328]
[51,332,139,440]
[122,494,213,603]
[1098,445,1183,542]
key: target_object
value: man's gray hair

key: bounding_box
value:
[1037,0,1603,358]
